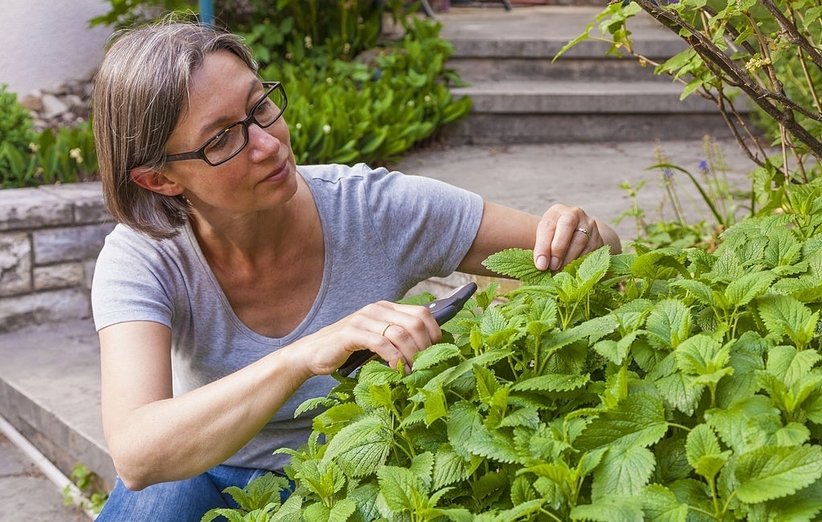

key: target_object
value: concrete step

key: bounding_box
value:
[452,80,718,113]
[0,320,114,490]
[444,80,737,143]
[435,5,745,143]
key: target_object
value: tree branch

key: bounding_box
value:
[760,0,822,73]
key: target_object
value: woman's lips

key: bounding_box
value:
[261,160,289,183]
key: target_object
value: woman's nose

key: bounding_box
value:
[247,123,281,162]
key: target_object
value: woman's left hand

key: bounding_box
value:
[533,204,604,271]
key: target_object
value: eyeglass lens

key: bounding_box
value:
[203,86,286,165]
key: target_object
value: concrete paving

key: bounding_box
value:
[0,433,88,522]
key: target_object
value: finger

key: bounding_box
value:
[561,225,592,267]
[534,210,559,271]
[548,212,579,271]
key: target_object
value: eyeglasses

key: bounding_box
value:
[164,81,287,167]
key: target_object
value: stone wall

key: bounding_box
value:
[0,182,114,333]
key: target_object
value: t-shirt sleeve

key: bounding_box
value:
[91,226,176,332]
[359,163,484,281]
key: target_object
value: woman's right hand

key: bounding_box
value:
[296,301,442,376]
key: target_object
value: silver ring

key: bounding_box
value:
[576,227,591,239]
[380,323,394,337]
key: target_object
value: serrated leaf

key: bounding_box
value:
[655,372,703,416]
[571,494,644,522]
[463,423,522,464]
[433,448,468,490]
[705,396,781,453]
[670,279,715,306]
[675,334,733,385]
[641,484,688,522]
[575,394,668,451]
[422,384,448,426]
[725,271,776,307]
[758,294,819,348]
[413,342,461,371]
[482,248,553,285]
[766,345,822,388]
[575,246,611,291]
[686,424,722,468]
[377,466,425,512]
[645,299,691,350]
[328,498,356,522]
[592,445,656,498]
[748,480,822,521]
[322,411,392,477]
[512,373,590,393]
[735,445,822,503]
[447,402,484,460]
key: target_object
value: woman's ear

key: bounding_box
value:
[130,166,184,196]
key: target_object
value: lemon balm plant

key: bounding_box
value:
[207,182,822,519]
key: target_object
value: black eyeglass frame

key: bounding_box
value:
[163,81,287,167]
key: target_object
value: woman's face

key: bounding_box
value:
[162,50,298,216]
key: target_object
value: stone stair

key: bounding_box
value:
[436,5,743,144]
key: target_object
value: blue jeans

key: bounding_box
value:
[96,465,286,522]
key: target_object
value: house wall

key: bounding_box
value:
[0,0,112,97]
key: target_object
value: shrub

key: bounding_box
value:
[0,86,98,188]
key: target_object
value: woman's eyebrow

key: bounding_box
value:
[196,78,263,139]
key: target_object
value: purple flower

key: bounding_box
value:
[663,167,674,179]
[698,159,709,173]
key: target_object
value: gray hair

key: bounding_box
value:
[92,22,257,239]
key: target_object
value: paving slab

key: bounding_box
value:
[396,138,760,242]
[0,433,89,522]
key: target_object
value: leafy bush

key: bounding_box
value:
[207,181,822,519]
[263,19,471,166]
[0,85,98,188]
[0,85,36,149]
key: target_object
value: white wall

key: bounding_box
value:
[0,0,112,97]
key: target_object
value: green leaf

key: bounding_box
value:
[757,294,819,348]
[571,495,644,522]
[433,448,468,490]
[705,396,781,453]
[686,424,721,468]
[735,445,822,503]
[422,384,449,426]
[686,424,730,482]
[575,394,668,451]
[413,342,460,371]
[377,466,424,512]
[724,271,776,308]
[512,373,590,393]
[482,248,553,285]
[591,445,656,498]
[641,484,688,522]
[322,411,392,477]
[644,299,691,350]
[670,279,715,306]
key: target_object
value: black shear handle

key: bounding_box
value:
[336,282,478,377]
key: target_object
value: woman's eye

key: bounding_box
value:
[209,130,231,151]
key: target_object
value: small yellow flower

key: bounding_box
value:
[69,148,83,164]
[322,124,331,134]
[295,122,303,130]
[28,143,39,153]
[304,36,312,49]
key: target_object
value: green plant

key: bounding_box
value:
[617,137,749,251]
[209,174,822,519]
[63,463,108,515]
[1,120,99,188]
[261,19,471,166]
[0,84,37,180]
[557,0,821,183]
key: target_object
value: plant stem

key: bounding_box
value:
[668,422,692,432]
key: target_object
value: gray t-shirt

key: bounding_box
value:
[91,163,483,470]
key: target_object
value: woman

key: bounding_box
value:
[90,21,621,520]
